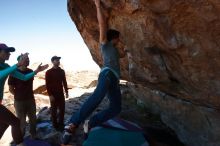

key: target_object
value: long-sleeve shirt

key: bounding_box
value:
[8,68,34,101]
[45,67,68,96]
[0,63,35,100]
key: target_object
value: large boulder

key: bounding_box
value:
[67,0,220,145]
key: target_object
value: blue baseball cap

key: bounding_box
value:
[0,43,15,52]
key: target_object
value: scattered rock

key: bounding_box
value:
[84,80,98,89]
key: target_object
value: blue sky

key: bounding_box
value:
[0,0,99,71]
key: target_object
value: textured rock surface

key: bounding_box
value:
[68,0,220,145]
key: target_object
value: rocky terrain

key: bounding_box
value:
[68,0,220,145]
[0,67,98,146]
[0,68,184,146]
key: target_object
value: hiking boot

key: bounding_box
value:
[62,131,72,145]
[61,124,77,144]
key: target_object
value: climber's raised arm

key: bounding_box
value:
[94,0,107,44]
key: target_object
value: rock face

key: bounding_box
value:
[68,0,220,145]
